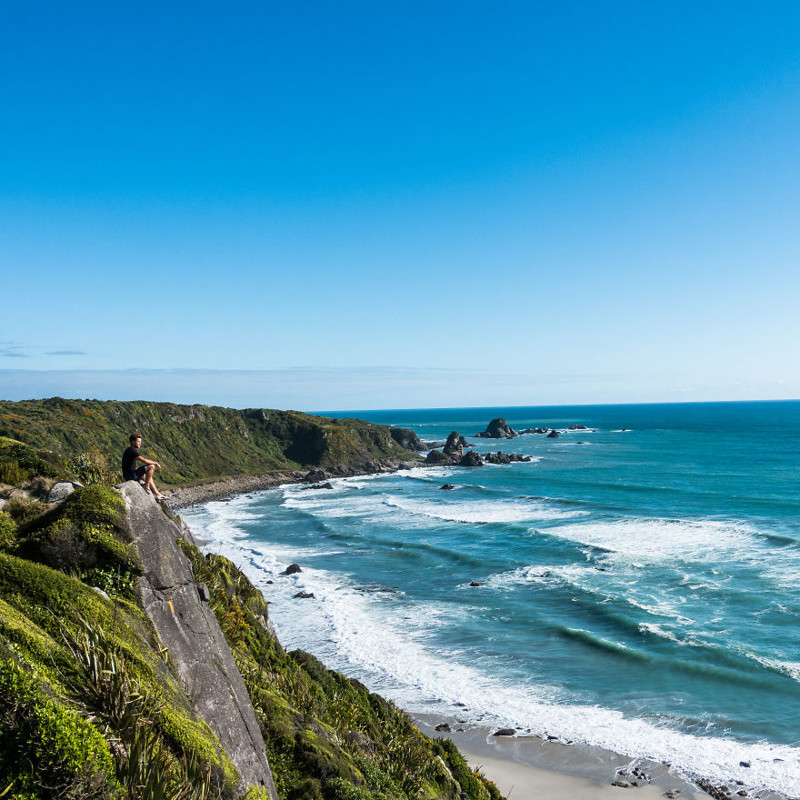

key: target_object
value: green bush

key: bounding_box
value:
[0,658,117,798]
[11,487,139,588]
[323,777,373,800]
[0,512,15,552]
[0,437,54,485]
[66,448,115,486]
[0,459,29,486]
[5,496,49,527]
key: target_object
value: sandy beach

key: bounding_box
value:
[413,717,705,800]
[457,748,697,800]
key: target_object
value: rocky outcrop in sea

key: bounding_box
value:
[474,418,517,438]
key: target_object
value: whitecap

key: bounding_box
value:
[383,496,585,524]
[541,518,758,564]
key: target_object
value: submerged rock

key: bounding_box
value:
[440,484,456,490]
[284,563,302,575]
[547,430,559,438]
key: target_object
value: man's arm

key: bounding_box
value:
[136,454,162,470]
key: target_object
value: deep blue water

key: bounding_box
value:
[183,401,800,796]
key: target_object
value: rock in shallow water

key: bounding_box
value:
[475,418,516,439]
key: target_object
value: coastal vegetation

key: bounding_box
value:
[0,398,420,488]
[0,400,499,800]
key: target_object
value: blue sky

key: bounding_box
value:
[2,1,799,410]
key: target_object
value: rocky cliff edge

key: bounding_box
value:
[121,481,278,798]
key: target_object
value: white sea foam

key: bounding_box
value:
[281,492,387,520]
[541,518,758,564]
[275,567,800,796]
[382,496,585,524]
[182,502,800,798]
[637,622,687,644]
[482,564,566,590]
[744,654,800,684]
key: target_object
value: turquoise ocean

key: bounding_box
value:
[182,401,800,797]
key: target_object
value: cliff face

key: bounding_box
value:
[122,482,277,797]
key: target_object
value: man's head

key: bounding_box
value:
[130,432,142,446]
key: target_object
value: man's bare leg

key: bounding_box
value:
[144,464,163,499]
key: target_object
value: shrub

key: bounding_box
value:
[0,459,28,486]
[12,487,140,589]
[0,512,15,552]
[0,437,54,483]
[66,448,115,487]
[5,496,49,527]
[0,658,117,798]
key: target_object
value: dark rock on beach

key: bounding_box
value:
[301,482,333,490]
[284,563,302,575]
[492,728,517,737]
[434,723,452,732]
[475,418,517,439]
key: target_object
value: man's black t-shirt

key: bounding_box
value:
[122,446,140,480]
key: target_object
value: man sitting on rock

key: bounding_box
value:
[122,432,164,499]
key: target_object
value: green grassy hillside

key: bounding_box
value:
[0,488,501,800]
[0,399,419,487]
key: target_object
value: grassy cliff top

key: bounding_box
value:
[0,398,419,486]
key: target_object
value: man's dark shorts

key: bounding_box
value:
[126,465,147,482]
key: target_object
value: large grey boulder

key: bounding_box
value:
[120,482,277,798]
[48,480,83,503]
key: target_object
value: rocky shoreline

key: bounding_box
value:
[164,417,578,510]
[165,458,425,510]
